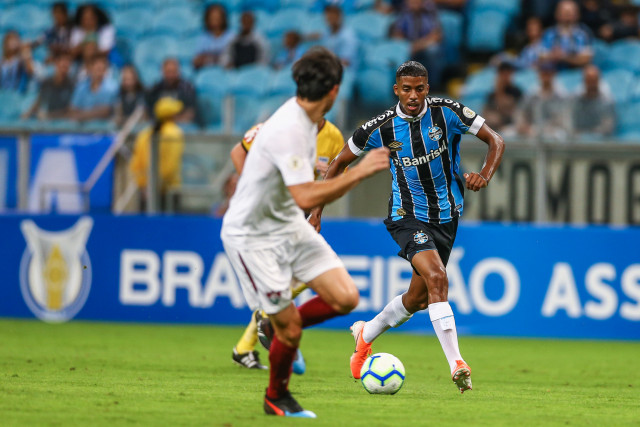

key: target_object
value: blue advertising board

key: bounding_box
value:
[0,214,638,340]
[0,136,17,211]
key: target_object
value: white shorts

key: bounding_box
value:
[222,225,344,314]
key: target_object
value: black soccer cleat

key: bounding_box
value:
[264,391,316,418]
[256,311,274,351]
[232,347,267,370]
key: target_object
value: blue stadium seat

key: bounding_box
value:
[466,9,510,52]
[230,95,261,134]
[133,36,180,84]
[267,68,296,97]
[362,39,410,69]
[206,0,243,13]
[601,40,640,73]
[471,0,521,16]
[355,0,376,11]
[263,9,309,38]
[256,95,290,122]
[241,0,280,12]
[149,8,200,37]
[356,66,395,106]
[346,11,393,42]
[615,102,640,137]
[460,94,487,114]
[300,13,326,36]
[591,39,610,70]
[0,5,50,33]
[0,91,27,121]
[556,69,583,94]
[113,8,151,40]
[280,0,315,9]
[439,10,463,64]
[197,91,224,129]
[195,67,229,94]
[461,67,496,97]
[603,69,635,103]
[513,69,539,95]
[227,65,273,96]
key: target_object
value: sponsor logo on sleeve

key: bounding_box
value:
[463,107,476,118]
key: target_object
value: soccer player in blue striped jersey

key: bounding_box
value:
[310,61,505,393]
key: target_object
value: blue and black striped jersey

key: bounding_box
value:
[347,97,485,224]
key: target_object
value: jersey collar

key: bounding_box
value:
[396,101,428,122]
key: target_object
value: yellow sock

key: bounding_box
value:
[292,281,308,299]
[235,312,259,354]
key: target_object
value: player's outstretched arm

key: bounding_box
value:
[307,145,360,231]
[289,147,389,211]
[230,142,247,174]
[464,123,505,192]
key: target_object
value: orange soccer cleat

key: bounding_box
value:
[349,321,372,379]
[452,360,473,394]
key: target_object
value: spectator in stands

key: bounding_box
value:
[434,0,468,12]
[23,53,74,120]
[32,2,72,62]
[539,0,593,70]
[599,5,639,42]
[129,97,185,212]
[147,58,197,124]
[70,4,115,60]
[193,4,234,70]
[115,65,146,126]
[0,31,34,93]
[482,60,522,137]
[517,61,570,141]
[320,5,359,68]
[579,0,613,37]
[391,0,443,89]
[273,31,304,69]
[572,65,615,138]
[67,55,117,122]
[73,39,98,83]
[224,11,269,69]
[518,17,545,69]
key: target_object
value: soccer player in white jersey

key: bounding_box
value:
[220,47,390,418]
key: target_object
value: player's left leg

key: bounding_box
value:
[264,303,316,418]
[232,310,268,370]
[411,249,471,393]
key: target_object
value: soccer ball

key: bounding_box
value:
[360,353,405,395]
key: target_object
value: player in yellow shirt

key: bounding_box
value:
[230,118,344,372]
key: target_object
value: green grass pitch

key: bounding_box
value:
[1,319,639,426]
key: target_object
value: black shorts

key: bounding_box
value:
[384,216,458,267]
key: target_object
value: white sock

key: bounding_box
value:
[429,301,463,374]
[362,295,412,343]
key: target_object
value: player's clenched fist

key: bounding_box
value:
[463,172,489,192]
[356,147,390,178]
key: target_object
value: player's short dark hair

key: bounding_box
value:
[292,47,343,101]
[396,61,428,81]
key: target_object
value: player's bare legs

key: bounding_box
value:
[304,267,359,322]
[352,274,425,378]
[411,250,471,393]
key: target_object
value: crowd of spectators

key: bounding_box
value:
[1,0,639,141]
[480,0,640,141]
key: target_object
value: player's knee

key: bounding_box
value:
[279,321,302,347]
[333,282,359,314]
[425,269,447,288]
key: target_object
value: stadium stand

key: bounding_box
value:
[0,0,638,141]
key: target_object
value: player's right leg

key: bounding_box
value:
[349,273,427,378]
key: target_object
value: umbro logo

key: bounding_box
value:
[388,140,403,151]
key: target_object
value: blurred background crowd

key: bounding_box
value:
[1,0,640,142]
